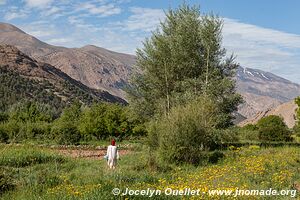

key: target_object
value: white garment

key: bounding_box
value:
[106,145,119,168]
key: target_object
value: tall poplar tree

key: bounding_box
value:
[127,4,242,128]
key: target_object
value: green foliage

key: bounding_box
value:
[55,101,82,123]
[79,103,113,140]
[0,101,54,142]
[0,121,52,143]
[294,97,300,135]
[0,99,144,144]
[0,67,100,114]
[131,124,147,136]
[0,146,65,168]
[149,97,221,165]
[22,122,52,140]
[1,145,300,199]
[51,102,82,144]
[8,101,55,123]
[51,122,81,145]
[0,127,9,143]
[237,125,259,141]
[208,151,225,164]
[0,112,8,123]
[243,124,258,131]
[0,121,22,142]
[127,4,242,127]
[0,68,64,112]
[0,167,15,194]
[79,103,143,140]
[257,115,292,142]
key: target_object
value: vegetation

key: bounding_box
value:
[148,97,232,165]
[127,4,243,165]
[137,147,300,199]
[0,144,299,199]
[237,124,259,142]
[0,100,145,144]
[0,67,98,113]
[78,103,135,140]
[294,97,300,136]
[257,115,292,142]
[0,167,15,194]
[127,4,242,127]
[0,3,299,199]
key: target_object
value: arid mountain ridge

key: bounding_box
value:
[1,22,300,122]
[239,100,297,128]
[0,22,135,98]
[0,44,125,111]
[236,67,300,119]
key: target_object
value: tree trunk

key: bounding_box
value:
[164,62,170,117]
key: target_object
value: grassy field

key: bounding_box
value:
[0,144,299,199]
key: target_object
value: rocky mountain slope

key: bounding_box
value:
[0,44,125,111]
[236,67,300,119]
[239,100,298,128]
[1,22,300,120]
[0,22,135,99]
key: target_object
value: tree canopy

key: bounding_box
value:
[127,4,242,128]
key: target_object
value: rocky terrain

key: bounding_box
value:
[236,67,300,119]
[1,22,300,121]
[0,23,135,99]
[0,44,125,111]
[239,100,298,128]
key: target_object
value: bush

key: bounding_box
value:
[0,121,22,142]
[293,124,300,137]
[0,112,8,123]
[243,124,258,131]
[132,124,147,136]
[8,101,55,123]
[149,97,221,165]
[51,122,81,145]
[0,126,9,143]
[0,121,52,143]
[22,122,51,140]
[237,126,259,141]
[208,151,225,164]
[0,167,15,194]
[79,103,140,140]
[257,115,292,142]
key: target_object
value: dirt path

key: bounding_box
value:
[55,149,130,159]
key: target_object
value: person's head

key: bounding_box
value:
[111,139,116,146]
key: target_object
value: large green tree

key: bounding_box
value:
[127,4,242,128]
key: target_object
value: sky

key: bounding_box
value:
[0,0,300,83]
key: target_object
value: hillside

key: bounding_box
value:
[0,44,125,111]
[0,23,135,99]
[1,22,300,119]
[236,67,300,119]
[239,100,298,128]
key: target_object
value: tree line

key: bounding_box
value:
[0,100,145,144]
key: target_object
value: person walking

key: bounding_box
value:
[106,139,119,169]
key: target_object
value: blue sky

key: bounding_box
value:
[0,0,300,83]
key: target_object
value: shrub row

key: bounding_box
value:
[0,101,146,145]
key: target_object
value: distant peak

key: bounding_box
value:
[0,22,25,34]
[83,45,97,48]
[81,44,104,50]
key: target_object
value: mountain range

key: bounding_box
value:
[236,67,300,119]
[1,22,300,124]
[0,23,134,99]
[0,44,125,112]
